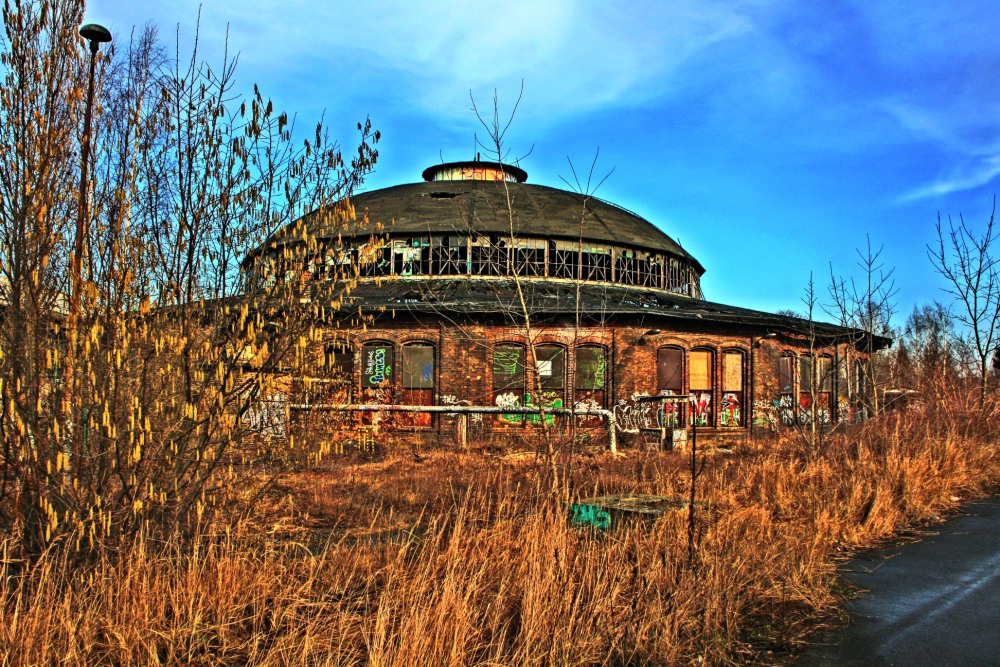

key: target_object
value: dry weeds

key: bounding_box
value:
[3,399,999,665]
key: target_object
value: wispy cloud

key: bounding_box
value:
[90,0,755,123]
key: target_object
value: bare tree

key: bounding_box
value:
[927,198,1000,408]
[0,1,379,558]
[827,236,897,417]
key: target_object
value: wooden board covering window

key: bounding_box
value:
[722,352,743,392]
[689,350,712,390]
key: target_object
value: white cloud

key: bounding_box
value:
[899,153,1000,202]
[88,0,755,123]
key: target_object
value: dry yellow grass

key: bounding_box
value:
[3,397,999,666]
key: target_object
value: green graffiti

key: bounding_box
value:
[570,503,611,530]
[498,393,563,426]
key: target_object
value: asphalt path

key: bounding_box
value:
[798,497,1000,666]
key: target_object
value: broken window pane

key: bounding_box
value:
[400,343,434,427]
[401,344,434,389]
[535,345,565,390]
[493,344,524,391]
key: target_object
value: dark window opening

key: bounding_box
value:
[472,236,506,276]
[582,247,611,282]
[550,241,579,279]
[616,249,639,286]
[638,254,662,288]
[512,239,546,277]
[392,237,430,276]
[533,345,566,424]
[432,236,468,276]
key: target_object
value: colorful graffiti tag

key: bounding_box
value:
[495,392,563,426]
[612,392,681,432]
[689,392,712,427]
[720,392,741,427]
[364,347,390,386]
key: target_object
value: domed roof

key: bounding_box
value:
[250,163,704,275]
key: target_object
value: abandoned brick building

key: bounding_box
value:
[244,161,890,447]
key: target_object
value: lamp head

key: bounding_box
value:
[79,23,112,50]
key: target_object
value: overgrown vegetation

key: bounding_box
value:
[0,0,378,558]
[3,1,1000,665]
[3,383,998,665]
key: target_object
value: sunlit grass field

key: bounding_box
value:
[3,395,998,665]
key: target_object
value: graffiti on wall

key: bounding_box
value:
[243,392,287,438]
[495,392,563,426]
[690,392,712,427]
[752,399,780,431]
[364,347,390,386]
[720,392,741,427]
[779,395,795,426]
[613,392,680,432]
[441,394,484,425]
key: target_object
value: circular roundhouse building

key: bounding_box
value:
[245,161,889,448]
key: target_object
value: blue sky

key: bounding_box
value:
[87,0,1000,325]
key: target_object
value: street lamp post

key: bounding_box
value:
[64,23,110,416]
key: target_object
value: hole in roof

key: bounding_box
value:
[427,191,458,199]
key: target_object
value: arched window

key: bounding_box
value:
[361,341,393,426]
[400,343,434,427]
[721,350,745,427]
[361,342,394,402]
[778,352,795,425]
[689,349,714,426]
[816,354,834,425]
[657,346,684,427]
[574,345,607,428]
[493,343,525,425]
[574,346,607,407]
[533,345,566,427]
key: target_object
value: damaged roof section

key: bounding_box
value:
[312,278,891,349]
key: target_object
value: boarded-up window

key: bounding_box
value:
[689,350,711,391]
[657,347,683,393]
[799,356,813,393]
[689,349,713,426]
[721,351,744,427]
